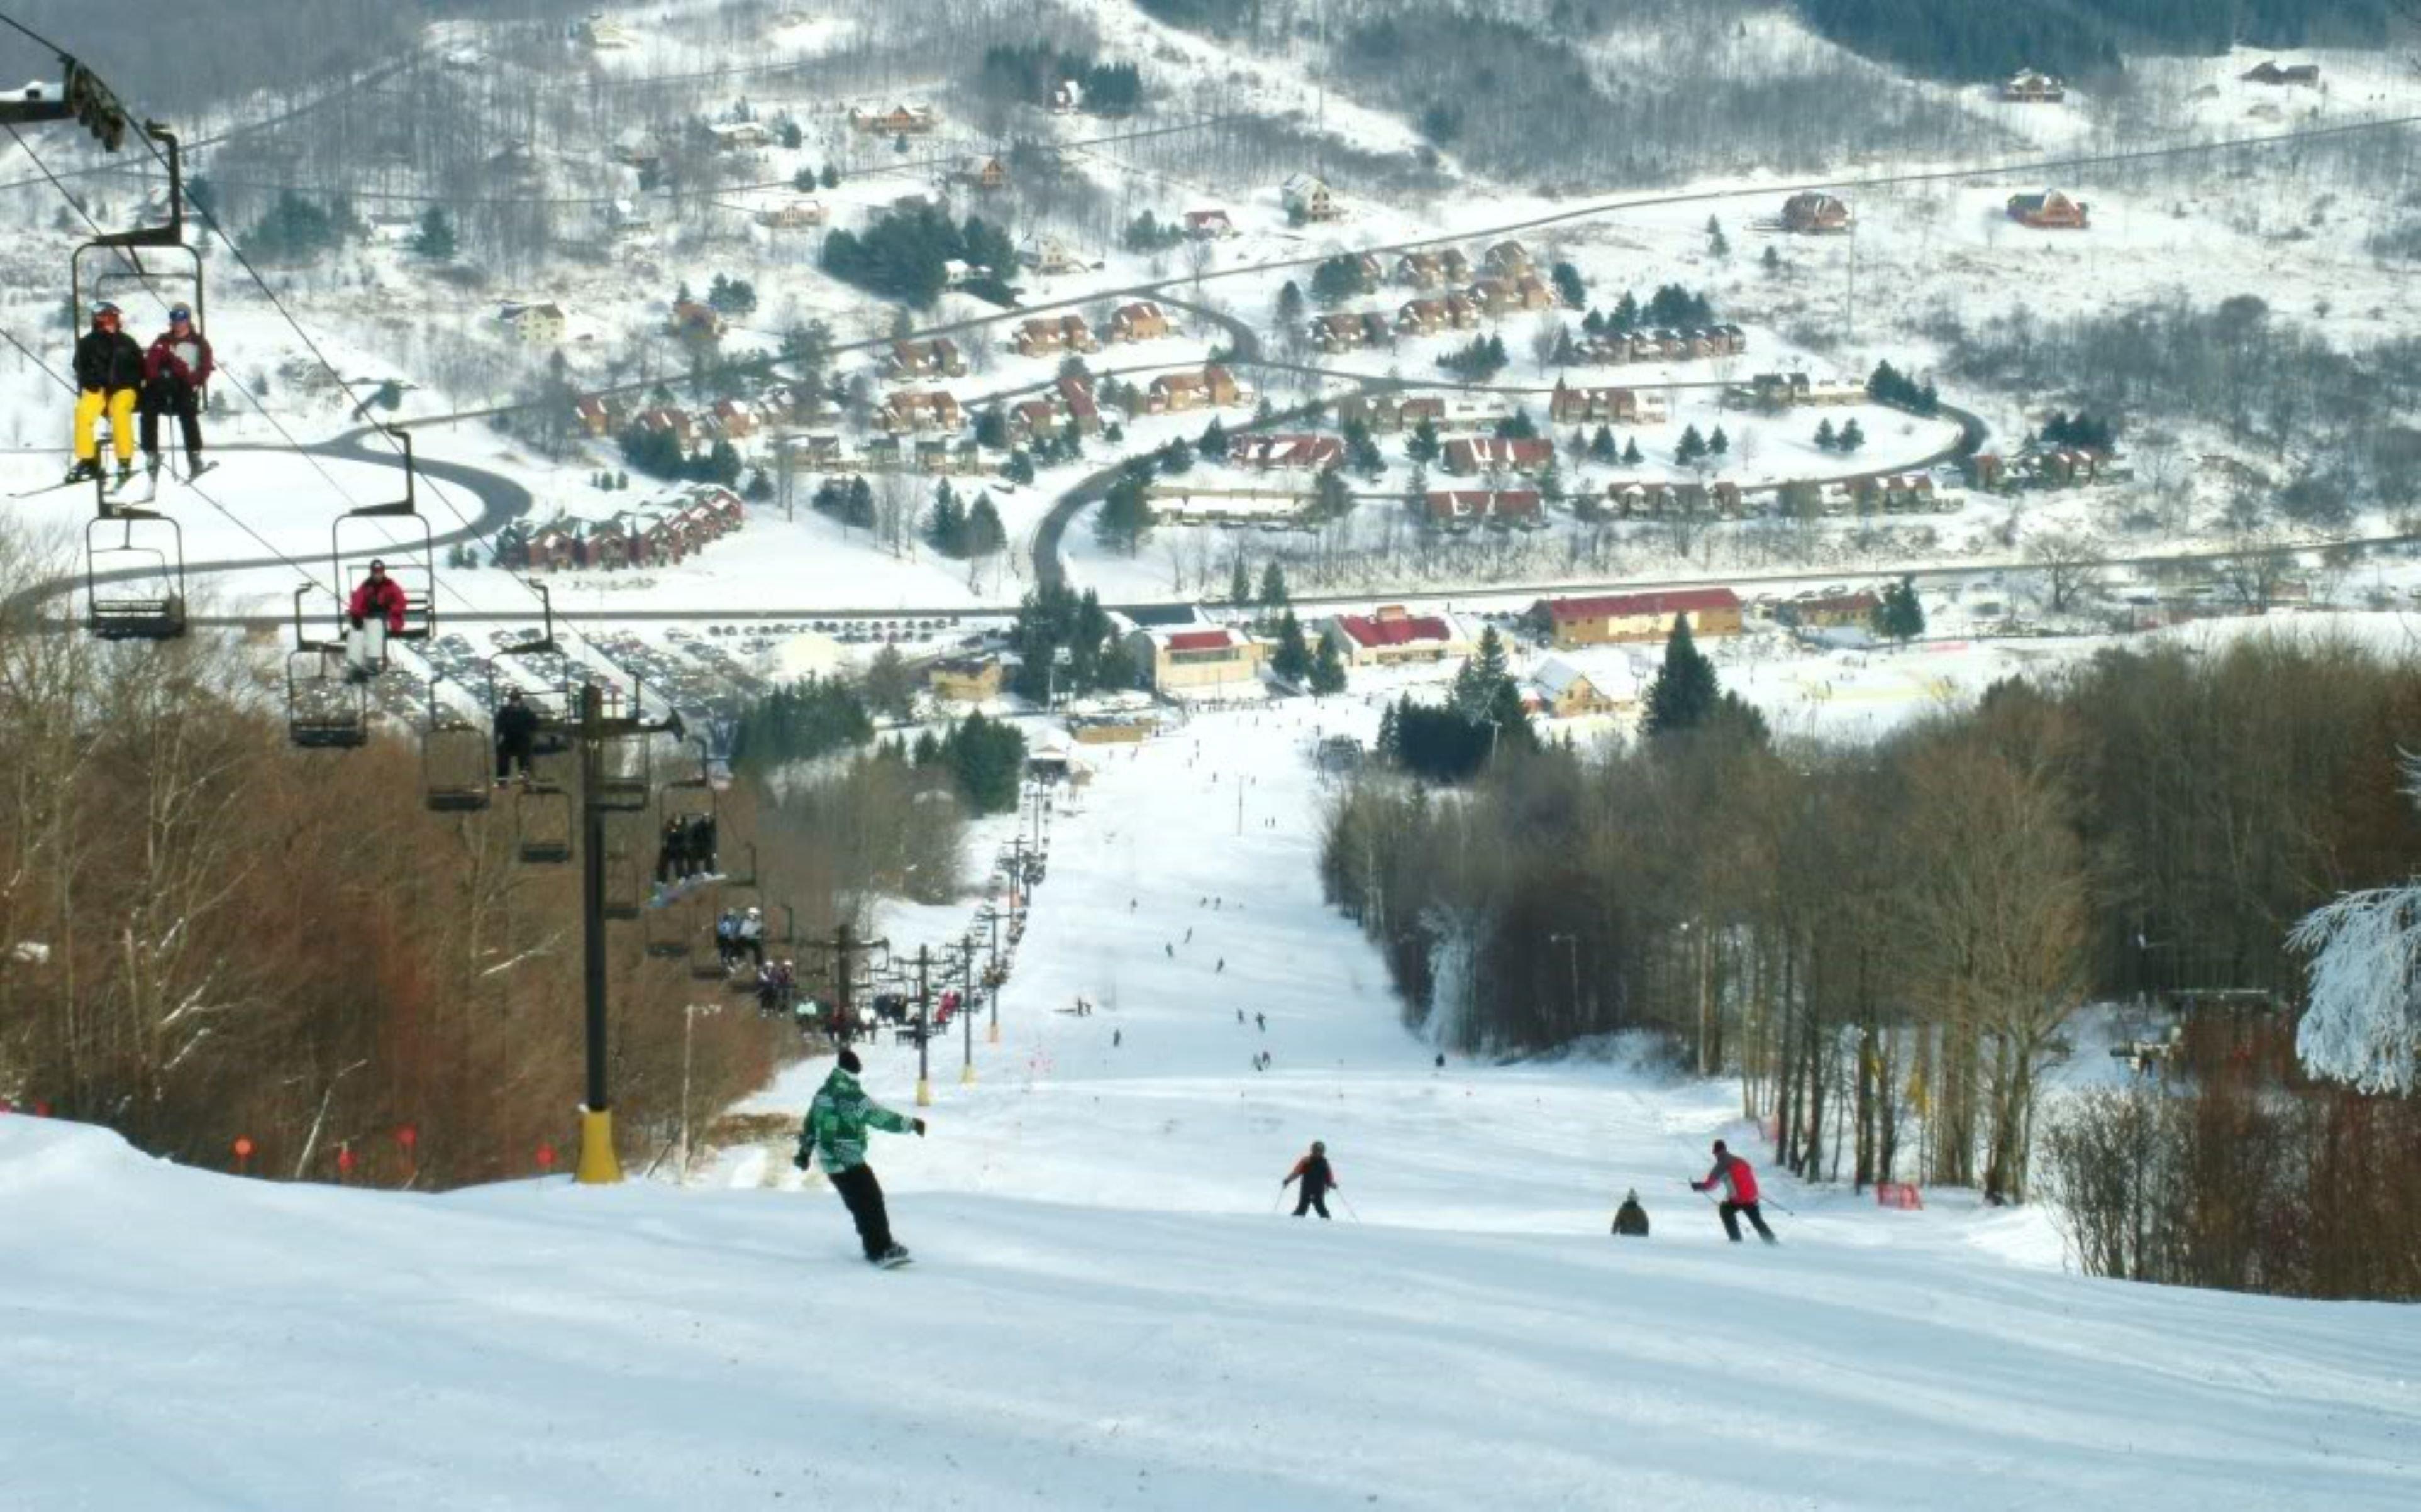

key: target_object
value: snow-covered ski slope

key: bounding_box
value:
[7,704,2421,1510]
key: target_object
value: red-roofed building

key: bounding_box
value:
[1127,623,1265,692]
[1529,587,1743,647]
[1320,604,1475,668]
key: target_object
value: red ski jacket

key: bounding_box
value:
[348,575,409,632]
[1699,1152,1759,1204]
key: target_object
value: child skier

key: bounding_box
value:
[794,1047,925,1266]
[1612,1188,1650,1238]
[1281,1140,1337,1219]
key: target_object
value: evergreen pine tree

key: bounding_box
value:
[1258,561,1290,612]
[966,492,1006,555]
[1407,414,1441,465]
[1643,614,1721,737]
[1872,574,1926,645]
[1590,424,1617,462]
[1621,436,1643,466]
[1273,610,1312,682]
[1094,475,1154,555]
[1197,416,1229,461]
[1375,700,1402,764]
[1676,424,1707,465]
[1229,556,1253,606]
[1838,418,1866,453]
[1709,425,1729,458]
[1309,631,1348,694]
[1815,417,1837,451]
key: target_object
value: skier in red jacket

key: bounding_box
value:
[343,559,409,682]
[1690,1139,1776,1244]
[1282,1141,1337,1219]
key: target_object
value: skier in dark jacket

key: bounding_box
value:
[1691,1139,1776,1244]
[69,301,145,483]
[493,688,540,783]
[139,304,213,477]
[1612,1188,1650,1238]
[1282,1140,1337,1218]
[655,815,687,885]
[794,1047,924,1266]
[686,811,719,878]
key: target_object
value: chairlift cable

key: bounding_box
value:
[0,316,74,392]
[0,16,600,671]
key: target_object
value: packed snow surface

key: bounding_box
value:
[6,707,2420,1510]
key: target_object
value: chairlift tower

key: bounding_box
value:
[538,680,686,1185]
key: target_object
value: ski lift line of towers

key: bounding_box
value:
[0,50,797,1188]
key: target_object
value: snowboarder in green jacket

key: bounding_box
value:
[794,1047,924,1266]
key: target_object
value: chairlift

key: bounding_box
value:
[84,502,186,640]
[285,648,367,748]
[601,837,643,921]
[421,671,493,813]
[643,901,693,959]
[514,781,574,865]
[590,697,655,812]
[326,428,436,654]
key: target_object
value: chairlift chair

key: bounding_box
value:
[601,829,644,920]
[642,900,692,959]
[514,782,574,865]
[285,648,367,748]
[330,431,437,653]
[84,504,187,641]
[421,672,493,812]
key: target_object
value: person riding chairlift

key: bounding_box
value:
[345,559,409,683]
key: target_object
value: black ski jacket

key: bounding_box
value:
[495,702,540,746]
[75,328,145,394]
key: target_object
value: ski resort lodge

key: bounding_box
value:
[1529,588,1745,648]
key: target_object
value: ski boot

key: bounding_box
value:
[114,460,133,488]
[64,459,99,485]
[872,1244,912,1269]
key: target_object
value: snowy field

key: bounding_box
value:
[6,703,2421,1510]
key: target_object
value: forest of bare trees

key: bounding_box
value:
[0,524,945,1188]
[1321,631,2421,1231]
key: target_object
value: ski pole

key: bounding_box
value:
[1338,1191,1361,1223]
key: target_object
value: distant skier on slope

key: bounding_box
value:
[794,1047,925,1267]
[1282,1140,1336,1218]
[1612,1188,1650,1238]
[1690,1139,1776,1244]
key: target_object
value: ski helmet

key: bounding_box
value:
[167,303,192,323]
[92,301,120,320]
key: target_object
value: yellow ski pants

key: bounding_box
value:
[75,387,138,463]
